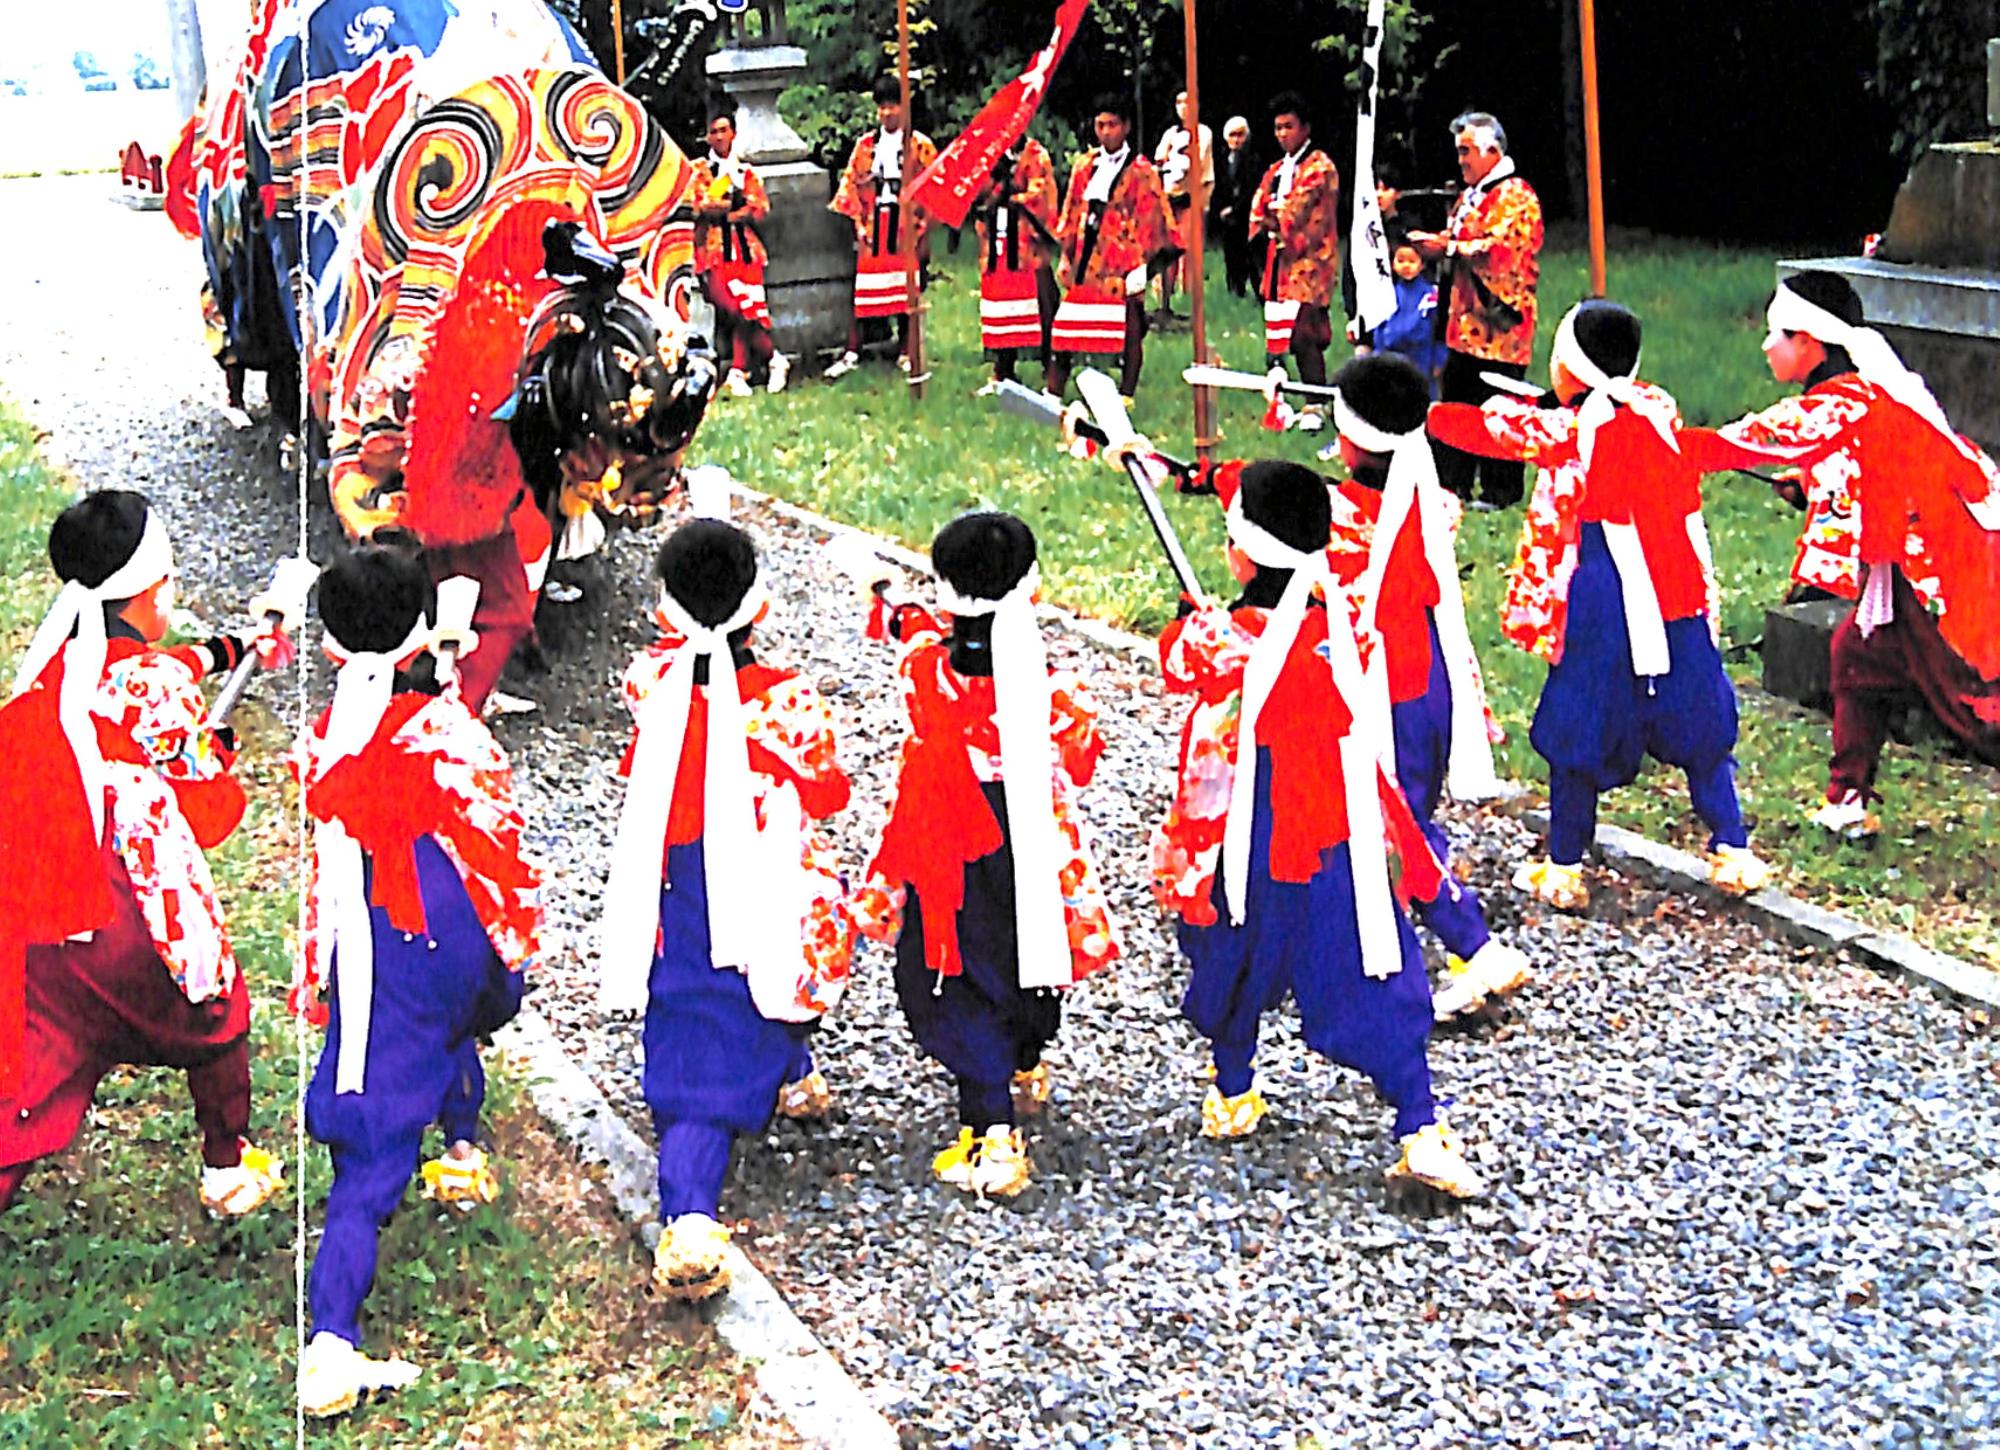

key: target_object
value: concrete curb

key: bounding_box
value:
[1521,809,2000,1011]
[742,482,1999,1014]
[492,1008,901,1450]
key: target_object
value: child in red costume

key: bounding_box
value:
[1154,461,1484,1197]
[1696,271,2000,836]
[598,517,856,1300]
[1428,300,1772,909]
[847,514,1119,1198]
[0,490,288,1216]
[294,548,541,1418]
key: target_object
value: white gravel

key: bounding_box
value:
[4,174,1997,1450]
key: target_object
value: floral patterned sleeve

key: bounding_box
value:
[1429,396,1580,469]
[829,135,871,226]
[749,675,851,821]
[1160,604,1253,698]
[99,649,246,849]
[1049,670,1105,788]
[1698,391,1867,470]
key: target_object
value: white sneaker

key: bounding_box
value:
[299,1332,421,1419]
[766,354,790,393]
[824,351,861,381]
[1386,1123,1485,1199]
[1808,792,1879,839]
[220,404,255,431]
[1294,410,1325,433]
[1708,843,1773,896]
[723,368,753,398]
[653,1212,732,1300]
[481,690,540,718]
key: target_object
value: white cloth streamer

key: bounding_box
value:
[316,613,433,1095]
[1550,304,1680,679]
[934,566,1075,991]
[11,509,175,842]
[599,582,822,1018]
[1334,397,1503,800]
[1222,502,1402,980]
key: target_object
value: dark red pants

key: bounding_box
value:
[425,528,537,712]
[1829,570,2000,799]
[0,841,251,1213]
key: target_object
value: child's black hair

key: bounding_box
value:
[319,544,437,655]
[1775,270,1862,378]
[1090,92,1133,125]
[49,489,151,591]
[1234,461,1331,609]
[505,221,719,516]
[656,519,759,675]
[1267,90,1312,129]
[872,74,903,107]
[933,511,1037,676]
[1569,299,1643,380]
[1332,352,1431,438]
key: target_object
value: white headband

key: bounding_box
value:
[1334,404,1506,802]
[11,507,176,841]
[1768,282,1984,469]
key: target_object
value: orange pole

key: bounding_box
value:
[899,0,927,401]
[1578,0,1606,295]
[611,0,626,85]
[1183,0,1215,460]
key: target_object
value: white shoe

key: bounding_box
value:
[1432,941,1533,1022]
[766,354,790,393]
[199,1141,285,1216]
[974,378,1005,398]
[1512,858,1589,911]
[824,351,860,381]
[723,368,753,398]
[1385,1122,1485,1199]
[965,1125,1031,1198]
[1294,410,1325,433]
[896,353,912,374]
[220,404,255,431]
[1708,843,1773,896]
[299,1332,421,1419]
[481,690,540,718]
[1808,792,1879,839]
[653,1212,732,1300]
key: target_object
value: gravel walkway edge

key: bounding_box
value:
[494,1007,901,1450]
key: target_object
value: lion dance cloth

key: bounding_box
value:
[170,0,700,705]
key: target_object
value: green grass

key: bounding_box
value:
[697,230,1998,966]
[0,404,759,1447]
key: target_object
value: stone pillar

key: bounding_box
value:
[706,44,852,371]
[166,0,205,123]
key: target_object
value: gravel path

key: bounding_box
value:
[5,175,1998,1450]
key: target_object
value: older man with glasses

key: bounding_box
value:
[1408,110,1544,509]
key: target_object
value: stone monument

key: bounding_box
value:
[703,0,852,370]
[1761,40,2000,725]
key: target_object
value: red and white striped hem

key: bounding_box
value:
[1265,298,1301,356]
[854,256,914,319]
[1051,298,1127,355]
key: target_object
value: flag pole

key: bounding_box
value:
[899,0,928,401]
[611,0,626,85]
[1578,0,1606,295]
[1182,0,1215,463]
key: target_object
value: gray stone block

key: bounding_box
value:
[1851,933,2000,1010]
[1760,598,1848,713]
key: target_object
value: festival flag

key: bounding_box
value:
[902,0,1091,229]
[1349,0,1397,333]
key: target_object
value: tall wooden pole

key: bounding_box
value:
[611,0,626,85]
[899,0,928,401]
[1182,0,1215,462]
[1578,0,1607,295]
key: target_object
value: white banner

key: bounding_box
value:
[1350,0,1397,334]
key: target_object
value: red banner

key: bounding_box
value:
[902,0,1091,230]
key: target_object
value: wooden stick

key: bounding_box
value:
[1182,0,1215,461]
[611,0,627,85]
[898,0,927,400]
[1578,0,1606,295]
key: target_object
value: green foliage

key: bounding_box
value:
[1310,0,1460,182]
[1862,0,1998,165]
[694,233,1997,964]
